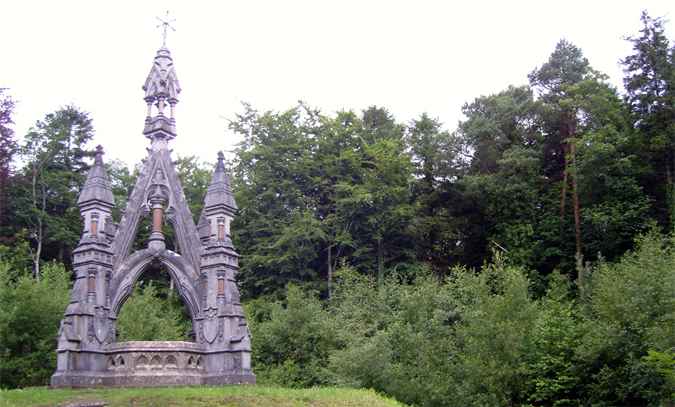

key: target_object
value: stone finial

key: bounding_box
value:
[78,145,114,207]
[203,152,237,211]
[142,47,181,103]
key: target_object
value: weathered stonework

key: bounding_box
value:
[51,46,255,388]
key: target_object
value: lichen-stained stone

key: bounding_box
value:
[51,45,255,388]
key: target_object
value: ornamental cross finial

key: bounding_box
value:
[156,11,176,47]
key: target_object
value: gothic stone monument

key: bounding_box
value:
[50,46,255,387]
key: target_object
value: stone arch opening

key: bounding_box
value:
[131,208,183,254]
[109,249,202,334]
[115,261,193,341]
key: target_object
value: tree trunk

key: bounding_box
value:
[34,217,42,281]
[559,141,570,235]
[571,139,583,289]
[327,244,333,300]
[57,243,64,264]
[376,220,383,284]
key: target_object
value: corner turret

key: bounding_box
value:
[77,145,115,242]
[199,152,237,245]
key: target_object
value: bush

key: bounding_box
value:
[0,261,72,389]
[116,281,192,342]
[576,230,675,405]
[245,285,337,387]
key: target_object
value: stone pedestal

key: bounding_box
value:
[51,341,255,388]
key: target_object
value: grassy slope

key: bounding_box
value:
[0,386,405,407]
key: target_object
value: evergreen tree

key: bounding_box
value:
[621,11,675,231]
[457,85,543,269]
[407,114,462,272]
[529,40,590,275]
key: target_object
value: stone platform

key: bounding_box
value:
[51,341,255,388]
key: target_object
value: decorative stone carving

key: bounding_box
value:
[201,307,219,344]
[142,47,181,102]
[92,307,112,344]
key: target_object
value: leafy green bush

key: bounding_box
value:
[245,285,337,387]
[576,230,675,405]
[0,261,72,389]
[115,281,191,342]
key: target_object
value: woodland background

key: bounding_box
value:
[1,12,675,406]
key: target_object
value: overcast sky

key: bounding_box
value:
[0,1,672,167]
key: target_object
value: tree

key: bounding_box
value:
[346,107,415,282]
[230,103,323,298]
[15,106,95,277]
[457,86,543,269]
[529,40,590,277]
[312,109,363,298]
[621,11,675,231]
[0,89,17,243]
[571,72,652,265]
[105,158,135,224]
[407,114,462,272]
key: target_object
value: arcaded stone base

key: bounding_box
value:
[51,341,255,388]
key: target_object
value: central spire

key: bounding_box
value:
[142,46,181,149]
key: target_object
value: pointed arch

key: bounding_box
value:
[109,249,201,323]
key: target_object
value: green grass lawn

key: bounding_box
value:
[0,385,405,407]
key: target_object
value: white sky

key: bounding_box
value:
[0,1,672,168]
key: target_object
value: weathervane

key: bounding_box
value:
[156,11,176,46]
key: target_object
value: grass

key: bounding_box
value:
[0,385,405,407]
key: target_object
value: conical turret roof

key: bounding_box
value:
[77,145,114,207]
[203,151,237,211]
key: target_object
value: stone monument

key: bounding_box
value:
[50,44,255,387]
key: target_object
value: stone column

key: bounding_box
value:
[87,267,97,303]
[217,217,225,241]
[90,213,99,235]
[148,191,166,250]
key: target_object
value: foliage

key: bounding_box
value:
[645,349,675,396]
[14,105,95,276]
[576,230,675,405]
[524,271,581,406]
[0,88,17,243]
[173,155,213,223]
[115,280,192,342]
[621,11,675,231]
[328,264,464,407]
[457,86,542,269]
[230,104,323,297]
[230,103,417,298]
[245,284,337,387]
[105,158,134,224]
[456,255,538,406]
[0,261,72,389]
